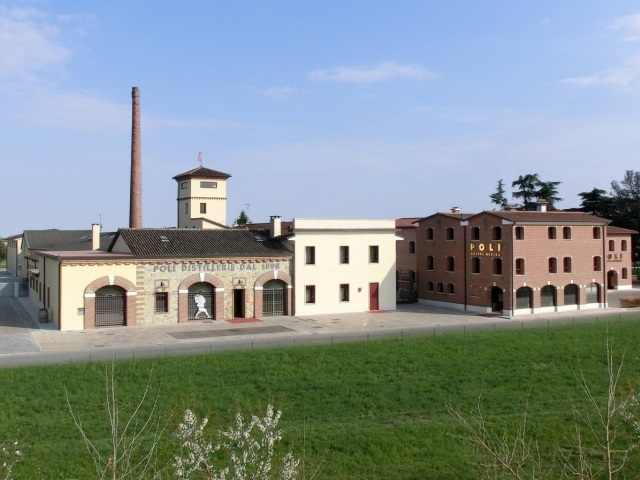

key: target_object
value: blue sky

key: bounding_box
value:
[2,1,640,236]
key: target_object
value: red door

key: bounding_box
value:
[369,282,379,311]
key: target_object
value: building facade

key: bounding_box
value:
[395,218,419,303]
[415,208,635,316]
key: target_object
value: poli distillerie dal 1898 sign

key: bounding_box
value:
[469,242,502,257]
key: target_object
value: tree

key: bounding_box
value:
[610,171,640,261]
[578,188,613,218]
[511,174,542,211]
[489,179,509,209]
[234,210,251,226]
[535,180,562,210]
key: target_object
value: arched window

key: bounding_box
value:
[263,280,286,316]
[541,285,556,307]
[564,284,578,306]
[516,287,533,309]
[586,283,601,303]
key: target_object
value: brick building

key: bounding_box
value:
[414,206,635,316]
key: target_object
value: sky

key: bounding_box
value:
[2,1,640,236]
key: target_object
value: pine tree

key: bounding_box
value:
[489,179,508,209]
[234,210,251,226]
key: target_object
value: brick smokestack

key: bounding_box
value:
[129,86,142,228]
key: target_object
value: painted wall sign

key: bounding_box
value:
[151,261,283,273]
[469,242,502,257]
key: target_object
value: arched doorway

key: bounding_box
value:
[564,284,578,306]
[541,285,557,308]
[95,286,126,327]
[515,287,533,310]
[491,286,503,312]
[586,282,601,304]
[607,270,618,290]
[262,279,286,316]
[188,282,214,320]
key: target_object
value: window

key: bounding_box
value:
[181,181,188,189]
[184,203,189,214]
[409,241,416,254]
[593,227,601,239]
[426,255,434,271]
[155,292,168,313]
[563,227,571,239]
[446,284,455,294]
[515,258,525,275]
[436,282,444,293]
[471,257,480,274]
[339,284,350,302]
[200,203,207,214]
[426,281,434,292]
[594,256,602,272]
[426,228,434,240]
[339,246,349,264]
[305,246,315,265]
[622,268,629,280]
[548,227,557,239]
[622,240,628,251]
[493,227,502,240]
[446,227,455,240]
[446,256,455,272]
[563,257,572,273]
[200,181,217,188]
[369,245,379,263]
[609,240,615,251]
[548,257,558,273]
[515,226,524,240]
[471,227,480,240]
[493,258,502,275]
[305,285,316,303]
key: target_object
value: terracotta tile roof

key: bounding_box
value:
[607,225,638,235]
[482,210,610,224]
[23,230,116,251]
[414,212,476,223]
[113,228,292,258]
[172,166,231,180]
[395,218,420,228]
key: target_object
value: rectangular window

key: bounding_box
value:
[622,240,628,251]
[305,246,316,265]
[426,228,434,240]
[515,226,524,240]
[185,203,189,214]
[594,256,602,272]
[200,203,207,214]
[471,257,480,274]
[426,281,434,292]
[471,227,480,240]
[426,255,434,271]
[409,241,416,254]
[493,258,502,275]
[493,227,502,240]
[548,257,558,273]
[181,181,188,189]
[369,245,379,263]
[339,246,349,264]
[609,240,615,251]
[339,284,350,302]
[593,227,601,239]
[515,258,525,275]
[155,292,169,313]
[548,227,557,239]
[563,257,572,273]
[305,285,316,303]
[200,181,217,188]
[563,227,571,239]
[446,284,455,294]
[446,256,455,272]
[446,227,455,240]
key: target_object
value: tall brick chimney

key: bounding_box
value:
[129,86,142,228]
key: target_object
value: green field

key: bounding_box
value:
[3,318,640,478]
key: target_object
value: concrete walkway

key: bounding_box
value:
[0,288,638,368]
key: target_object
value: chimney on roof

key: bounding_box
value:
[270,215,282,237]
[451,207,461,213]
[536,198,548,212]
[92,223,101,250]
[129,86,142,228]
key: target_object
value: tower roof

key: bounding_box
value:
[173,166,231,181]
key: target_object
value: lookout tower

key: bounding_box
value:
[173,166,231,228]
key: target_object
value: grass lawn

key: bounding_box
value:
[2,318,640,478]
